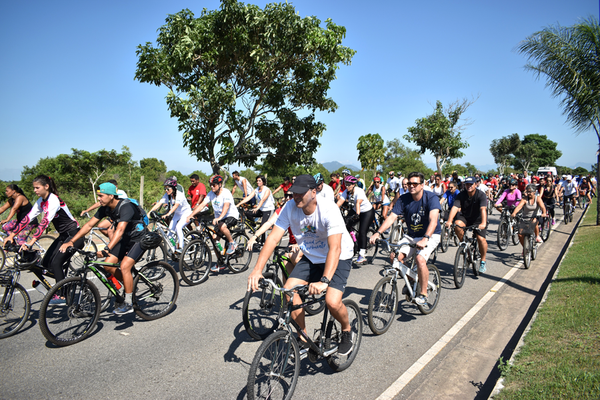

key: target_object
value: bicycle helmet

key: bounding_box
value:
[373,176,382,183]
[313,173,324,185]
[139,231,163,251]
[163,177,177,188]
[344,175,358,184]
[342,169,351,175]
[15,250,41,270]
[518,173,524,179]
[509,179,518,185]
[210,175,224,185]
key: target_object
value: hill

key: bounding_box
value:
[322,161,361,173]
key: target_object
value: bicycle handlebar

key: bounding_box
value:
[258,278,326,296]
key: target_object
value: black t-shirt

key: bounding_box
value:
[453,189,487,224]
[94,199,145,241]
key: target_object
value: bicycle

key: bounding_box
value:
[517,216,539,269]
[242,246,326,340]
[563,197,575,224]
[68,219,110,273]
[577,193,589,209]
[496,205,520,251]
[38,246,179,346]
[368,239,441,335]
[246,278,363,400]
[178,216,252,285]
[0,231,55,271]
[452,224,482,289]
[539,214,551,242]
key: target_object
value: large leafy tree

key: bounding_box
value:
[357,133,385,183]
[518,134,562,171]
[489,133,521,176]
[404,99,474,175]
[518,16,600,224]
[383,139,434,177]
[135,0,355,175]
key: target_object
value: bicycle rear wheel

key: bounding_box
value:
[497,220,509,251]
[453,246,467,289]
[0,282,31,339]
[531,236,538,261]
[0,247,5,271]
[540,217,551,242]
[242,272,283,340]
[227,232,252,273]
[39,277,101,346]
[439,224,449,253]
[133,261,179,321]
[523,237,531,269]
[179,238,212,285]
[247,330,300,400]
[417,264,441,314]
[325,299,362,372]
[367,276,398,335]
[137,243,168,268]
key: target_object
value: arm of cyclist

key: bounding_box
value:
[417,209,439,250]
[247,225,286,292]
[186,197,211,223]
[59,216,101,253]
[445,205,460,228]
[236,188,256,207]
[537,195,547,218]
[0,196,24,225]
[369,211,399,244]
[246,210,280,250]
[80,201,101,217]
[510,198,527,218]
[309,233,341,296]
[478,206,487,231]
[163,201,180,219]
[213,202,231,226]
[6,199,45,250]
[255,187,271,210]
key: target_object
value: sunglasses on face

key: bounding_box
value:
[407,181,421,187]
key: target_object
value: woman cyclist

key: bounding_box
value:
[431,173,446,198]
[238,175,275,245]
[578,177,592,205]
[494,179,522,213]
[369,176,391,223]
[3,175,83,305]
[512,183,547,246]
[148,177,192,253]
[337,175,374,265]
[0,184,38,245]
[541,176,558,225]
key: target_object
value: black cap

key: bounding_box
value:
[464,176,477,184]
[289,174,317,193]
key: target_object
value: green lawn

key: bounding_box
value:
[495,199,600,399]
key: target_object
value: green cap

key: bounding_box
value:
[98,182,118,195]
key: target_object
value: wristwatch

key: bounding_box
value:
[320,276,331,285]
[424,235,431,239]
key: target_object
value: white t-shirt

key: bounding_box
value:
[235,178,253,196]
[371,184,390,204]
[206,188,239,219]
[562,181,578,196]
[339,187,373,213]
[387,177,401,192]
[477,183,489,193]
[276,197,354,263]
[255,187,275,212]
[117,189,128,199]
[317,183,335,202]
[158,190,191,216]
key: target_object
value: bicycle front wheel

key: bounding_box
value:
[367,276,398,335]
[417,264,441,315]
[532,236,538,261]
[242,272,284,340]
[247,330,300,400]
[511,225,519,245]
[39,277,101,346]
[325,299,363,372]
[365,228,379,264]
[540,218,551,242]
[453,246,468,289]
[179,238,212,285]
[497,220,509,251]
[227,232,252,273]
[523,238,531,269]
[133,261,179,321]
[0,282,31,339]
[439,224,449,253]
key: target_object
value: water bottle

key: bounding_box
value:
[350,231,357,242]
[216,242,224,254]
[32,280,48,296]
[107,273,122,290]
[169,237,176,247]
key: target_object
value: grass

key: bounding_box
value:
[495,199,600,399]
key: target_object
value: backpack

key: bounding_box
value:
[115,198,149,227]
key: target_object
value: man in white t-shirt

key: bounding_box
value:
[231,171,255,206]
[314,173,335,202]
[247,174,355,356]
[188,175,240,260]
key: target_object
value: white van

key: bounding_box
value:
[537,166,557,176]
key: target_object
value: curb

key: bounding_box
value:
[488,204,591,398]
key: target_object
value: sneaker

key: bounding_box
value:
[479,261,487,273]
[414,295,428,306]
[552,218,555,225]
[535,236,543,243]
[337,331,354,356]
[355,255,367,264]
[226,242,237,255]
[49,295,66,306]
[113,303,133,315]
[210,265,220,272]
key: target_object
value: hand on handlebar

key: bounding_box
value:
[247,270,265,292]
[308,281,328,295]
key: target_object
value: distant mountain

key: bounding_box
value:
[571,161,595,170]
[322,161,360,173]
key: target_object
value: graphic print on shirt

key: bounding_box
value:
[410,205,425,233]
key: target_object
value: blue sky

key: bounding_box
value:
[1,0,598,181]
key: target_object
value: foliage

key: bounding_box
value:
[592,163,598,176]
[489,133,521,175]
[441,162,469,177]
[517,134,562,172]
[556,165,573,176]
[357,133,385,179]
[572,166,589,176]
[135,0,356,175]
[404,99,474,175]
[383,139,434,177]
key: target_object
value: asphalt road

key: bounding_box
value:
[0,204,581,399]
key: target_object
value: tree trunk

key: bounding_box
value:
[597,146,599,225]
[436,156,442,176]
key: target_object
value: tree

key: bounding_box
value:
[489,133,520,175]
[383,139,433,177]
[357,133,385,183]
[135,0,356,175]
[521,134,562,170]
[512,142,540,173]
[404,99,474,175]
[518,16,600,224]
[464,162,478,176]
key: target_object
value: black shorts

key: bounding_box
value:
[108,236,145,262]
[289,256,352,293]
[217,217,238,229]
[454,214,487,238]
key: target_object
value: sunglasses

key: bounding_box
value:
[407,181,421,187]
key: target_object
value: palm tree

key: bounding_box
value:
[518,17,600,224]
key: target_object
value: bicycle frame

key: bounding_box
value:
[378,240,424,300]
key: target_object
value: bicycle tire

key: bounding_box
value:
[578,197,584,209]
[133,261,179,321]
[242,272,284,340]
[497,220,509,251]
[439,224,449,253]
[0,247,5,271]
[365,228,379,264]
[453,246,467,289]
[563,205,570,225]
[179,238,212,285]
[325,298,362,372]
[511,224,519,245]
[523,237,531,269]
[540,217,551,242]
[417,264,441,315]
[138,242,168,269]
[69,241,98,274]
[39,277,101,346]
[227,232,252,273]
[471,246,480,277]
[36,235,56,258]
[305,295,326,316]
[247,330,300,400]
[453,229,460,247]
[367,276,398,335]
[0,282,31,339]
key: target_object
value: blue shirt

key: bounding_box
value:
[391,191,441,237]
[442,189,461,209]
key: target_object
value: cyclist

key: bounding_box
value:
[541,176,558,225]
[431,173,446,198]
[369,176,391,223]
[187,175,239,261]
[328,173,341,194]
[4,176,84,303]
[60,182,147,314]
[370,171,441,306]
[561,175,578,211]
[578,177,592,205]
[495,179,522,212]
[511,184,547,246]
[386,171,401,198]
[337,175,374,265]
[440,181,460,219]
[231,171,255,206]
[517,173,529,193]
[451,172,463,191]
[271,176,293,201]
[445,176,489,273]
[237,175,275,245]
[148,177,192,253]
[0,184,38,245]
[314,173,335,202]
[79,179,128,241]
[247,174,355,355]
[187,174,207,209]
